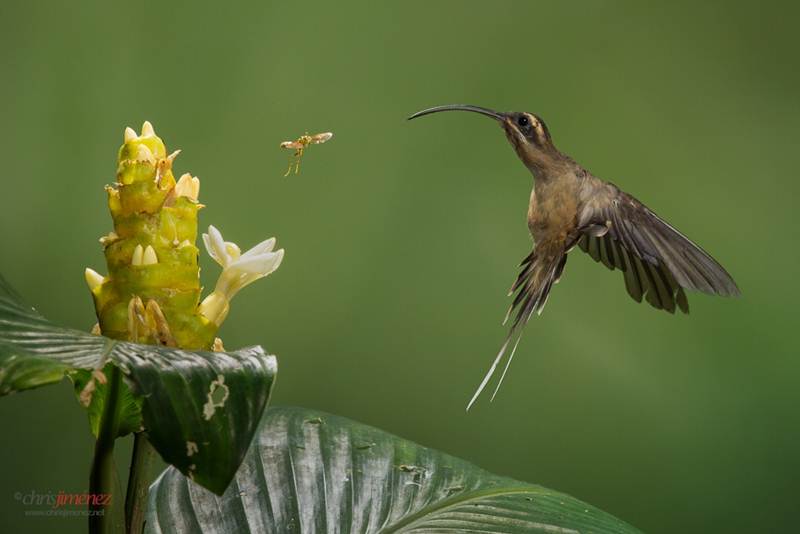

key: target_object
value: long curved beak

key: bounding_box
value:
[407,104,505,122]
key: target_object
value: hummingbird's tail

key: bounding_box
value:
[466,247,567,411]
[465,325,524,411]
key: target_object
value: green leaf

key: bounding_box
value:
[70,364,144,438]
[0,273,277,495]
[113,343,276,494]
[147,406,641,533]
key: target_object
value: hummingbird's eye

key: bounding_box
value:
[517,115,530,128]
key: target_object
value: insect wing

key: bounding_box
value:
[310,132,333,144]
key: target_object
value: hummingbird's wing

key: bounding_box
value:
[576,183,739,313]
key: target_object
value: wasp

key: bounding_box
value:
[279,132,333,176]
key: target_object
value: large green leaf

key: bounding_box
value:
[147,406,641,533]
[0,274,277,494]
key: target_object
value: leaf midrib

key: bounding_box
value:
[379,485,555,533]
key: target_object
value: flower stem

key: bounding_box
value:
[125,433,157,534]
[89,364,122,534]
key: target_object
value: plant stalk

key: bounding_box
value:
[125,433,157,534]
[89,365,122,534]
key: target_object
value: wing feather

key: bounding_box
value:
[577,182,739,313]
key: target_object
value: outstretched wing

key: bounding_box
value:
[577,182,739,313]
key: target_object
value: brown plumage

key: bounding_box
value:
[408,104,740,409]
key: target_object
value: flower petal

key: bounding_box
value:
[205,225,229,267]
[240,237,276,260]
[225,242,242,261]
[202,233,221,266]
[231,250,283,275]
[202,229,285,324]
[271,248,285,271]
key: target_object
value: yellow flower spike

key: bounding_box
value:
[89,121,219,350]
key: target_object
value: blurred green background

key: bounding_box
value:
[1,1,798,532]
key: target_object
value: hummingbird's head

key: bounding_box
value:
[408,104,560,173]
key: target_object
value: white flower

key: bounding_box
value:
[199,225,284,326]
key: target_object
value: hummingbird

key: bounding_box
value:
[408,104,740,410]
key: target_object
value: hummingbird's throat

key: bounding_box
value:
[502,121,558,173]
[504,127,535,164]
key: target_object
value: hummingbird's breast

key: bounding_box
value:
[527,173,581,245]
